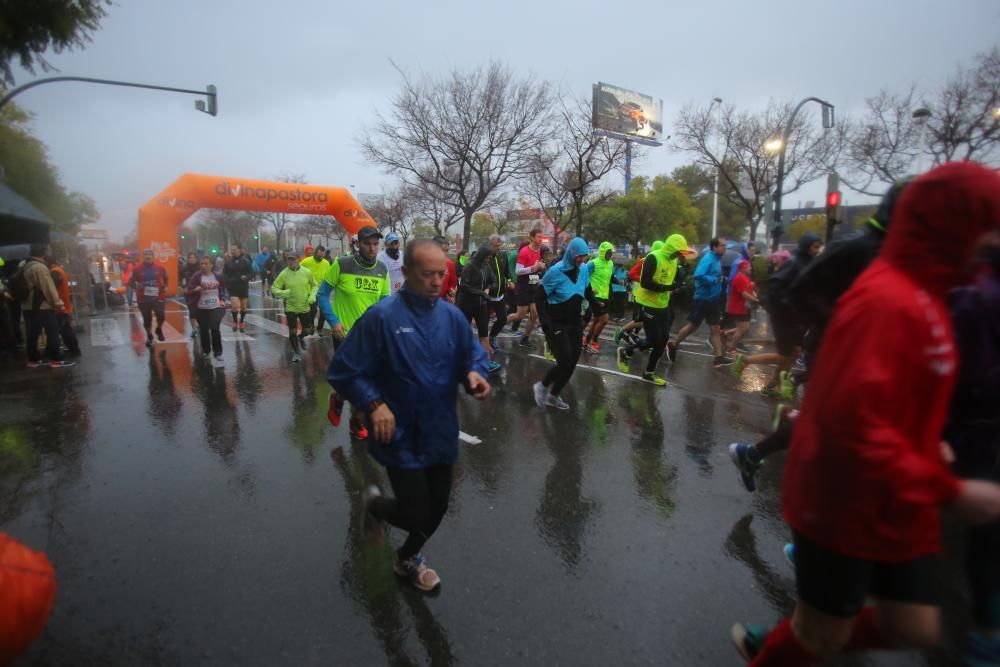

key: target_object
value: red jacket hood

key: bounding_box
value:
[883,161,1000,297]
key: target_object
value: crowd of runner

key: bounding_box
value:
[3,161,1000,665]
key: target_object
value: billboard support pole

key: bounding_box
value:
[624,140,633,194]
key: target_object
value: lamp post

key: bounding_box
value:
[709,97,724,240]
[771,96,835,251]
[912,107,932,175]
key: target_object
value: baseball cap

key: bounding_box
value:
[357,226,383,241]
[385,232,400,243]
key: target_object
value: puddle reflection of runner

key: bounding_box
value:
[681,395,717,477]
[232,341,263,415]
[724,514,795,615]
[285,362,328,464]
[330,445,456,666]
[622,391,677,517]
[147,348,182,437]
[189,364,239,465]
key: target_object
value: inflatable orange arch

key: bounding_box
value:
[138,173,374,295]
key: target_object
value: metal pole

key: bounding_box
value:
[624,140,633,194]
[772,96,834,251]
[710,97,723,240]
[0,76,216,113]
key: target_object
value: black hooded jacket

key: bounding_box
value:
[766,232,822,316]
[457,244,497,309]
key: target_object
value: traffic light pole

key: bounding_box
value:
[771,96,834,251]
[0,76,217,114]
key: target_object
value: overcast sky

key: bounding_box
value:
[12,0,1000,241]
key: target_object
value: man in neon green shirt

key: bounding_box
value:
[616,233,696,384]
[318,225,389,439]
[583,241,615,353]
[271,254,318,363]
[300,245,331,336]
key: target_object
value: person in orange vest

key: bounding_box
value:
[47,256,81,356]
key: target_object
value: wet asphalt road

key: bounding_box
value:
[0,288,972,666]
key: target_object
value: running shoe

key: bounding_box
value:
[190,328,199,339]
[783,543,796,566]
[965,631,1000,667]
[793,356,807,372]
[393,553,441,592]
[239,321,246,332]
[714,355,734,368]
[298,335,308,351]
[155,327,165,342]
[730,623,769,661]
[487,360,502,374]
[730,354,747,379]
[627,332,641,346]
[145,335,153,348]
[779,370,794,402]
[587,340,599,354]
[26,361,42,369]
[213,354,224,367]
[728,443,760,492]
[760,383,782,398]
[231,323,238,332]
[327,392,344,427]
[349,418,369,440]
[518,336,534,350]
[617,346,630,373]
[533,381,549,408]
[666,341,677,363]
[642,371,667,386]
[614,327,624,344]
[735,342,751,354]
[291,352,302,363]
[546,393,570,410]
[50,360,76,368]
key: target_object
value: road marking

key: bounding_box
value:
[243,313,288,337]
[528,354,650,383]
[89,318,125,347]
[459,431,482,445]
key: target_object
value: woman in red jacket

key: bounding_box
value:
[732,162,1000,666]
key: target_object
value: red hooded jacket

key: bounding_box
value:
[782,162,1000,561]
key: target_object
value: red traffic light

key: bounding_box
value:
[826,191,841,208]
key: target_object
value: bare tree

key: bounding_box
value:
[198,209,258,249]
[360,61,554,251]
[249,174,307,250]
[924,48,1000,164]
[827,88,925,196]
[528,96,628,238]
[673,100,834,240]
[366,188,410,235]
[408,182,464,237]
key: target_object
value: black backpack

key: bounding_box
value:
[9,259,44,310]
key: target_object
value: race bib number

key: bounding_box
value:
[144,286,160,297]
[393,280,402,291]
[199,289,219,309]
[528,274,540,285]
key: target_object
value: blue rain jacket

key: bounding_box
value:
[327,286,490,469]
[542,237,593,304]
[693,249,723,301]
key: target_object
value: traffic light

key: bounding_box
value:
[180,233,186,240]
[825,173,842,242]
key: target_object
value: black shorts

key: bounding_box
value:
[516,283,539,307]
[460,301,490,339]
[227,282,249,299]
[793,531,942,618]
[686,298,722,327]
[586,293,609,318]
[770,310,805,357]
[727,312,751,323]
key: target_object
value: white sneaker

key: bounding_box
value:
[533,381,549,408]
[213,355,224,367]
[291,352,302,363]
[546,393,570,410]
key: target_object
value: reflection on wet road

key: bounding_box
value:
[0,295,968,665]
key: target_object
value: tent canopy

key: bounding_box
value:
[0,180,52,245]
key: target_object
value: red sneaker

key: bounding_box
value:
[349,418,369,440]
[327,392,344,427]
[238,321,246,332]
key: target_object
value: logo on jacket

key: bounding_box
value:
[394,326,414,335]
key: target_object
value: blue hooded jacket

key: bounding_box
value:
[693,248,723,301]
[327,286,490,469]
[542,237,593,304]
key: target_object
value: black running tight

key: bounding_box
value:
[542,322,582,396]
[371,465,453,561]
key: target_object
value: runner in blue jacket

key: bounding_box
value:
[327,239,490,594]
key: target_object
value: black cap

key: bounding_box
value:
[357,226,382,241]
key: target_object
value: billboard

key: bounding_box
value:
[592,82,664,141]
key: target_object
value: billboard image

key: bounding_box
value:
[592,82,664,141]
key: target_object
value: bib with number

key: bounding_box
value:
[144,286,160,297]
[198,276,221,309]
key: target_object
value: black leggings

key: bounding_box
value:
[624,306,672,373]
[488,299,507,338]
[138,301,165,333]
[285,311,310,351]
[371,465,453,561]
[308,303,325,332]
[542,321,582,396]
[754,419,793,461]
[196,308,225,356]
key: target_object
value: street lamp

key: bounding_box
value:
[709,97,724,239]
[0,76,218,114]
[912,107,932,175]
[764,138,784,153]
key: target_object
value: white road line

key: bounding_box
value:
[89,318,125,347]
[528,354,650,383]
[458,431,482,445]
[243,313,288,337]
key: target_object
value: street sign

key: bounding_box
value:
[79,229,109,240]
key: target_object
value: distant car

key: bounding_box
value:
[617,102,646,130]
